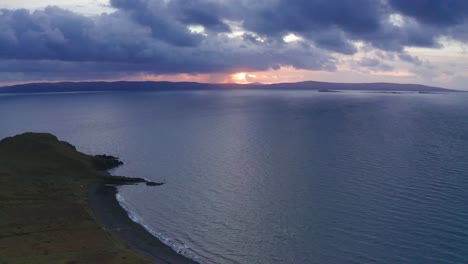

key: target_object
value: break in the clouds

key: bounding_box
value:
[0,0,467,88]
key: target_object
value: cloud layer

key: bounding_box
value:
[0,0,467,83]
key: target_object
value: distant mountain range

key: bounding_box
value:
[0,81,459,94]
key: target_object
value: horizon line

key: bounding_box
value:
[0,79,456,90]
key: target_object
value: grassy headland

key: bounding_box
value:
[0,133,154,264]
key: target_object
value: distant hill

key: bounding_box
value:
[0,80,458,94]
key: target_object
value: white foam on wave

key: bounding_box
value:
[115,192,206,264]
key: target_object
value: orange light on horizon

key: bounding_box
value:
[231,72,257,84]
[232,72,247,83]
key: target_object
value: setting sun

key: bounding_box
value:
[232,72,247,83]
[231,72,256,84]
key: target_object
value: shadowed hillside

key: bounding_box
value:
[0,133,154,264]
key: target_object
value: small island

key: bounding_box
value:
[0,133,195,264]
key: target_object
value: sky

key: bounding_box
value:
[0,0,467,90]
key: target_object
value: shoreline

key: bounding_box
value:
[1,132,200,263]
[88,180,199,264]
[1,132,162,263]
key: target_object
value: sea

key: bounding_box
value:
[1,89,468,264]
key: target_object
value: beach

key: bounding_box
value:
[88,181,199,264]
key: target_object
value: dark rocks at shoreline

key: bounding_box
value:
[93,154,124,170]
[146,181,165,186]
[92,154,164,187]
[103,175,164,187]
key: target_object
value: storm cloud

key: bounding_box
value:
[0,0,467,82]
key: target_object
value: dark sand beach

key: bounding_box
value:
[88,181,199,264]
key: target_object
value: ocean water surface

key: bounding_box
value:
[1,90,468,263]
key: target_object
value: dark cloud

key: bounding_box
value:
[238,0,382,35]
[0,6,335,79]
[398,53,422,65]
[356,58,394,72]
[311,29,358,55]
[110,0,203,46]
[0,0,467,82]
[388,0,468,26]
[167,0,231,33]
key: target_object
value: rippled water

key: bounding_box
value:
[1,90,468,264]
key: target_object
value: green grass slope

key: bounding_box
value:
[0,133,154,264]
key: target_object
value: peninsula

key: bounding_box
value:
[0,133,197,264]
